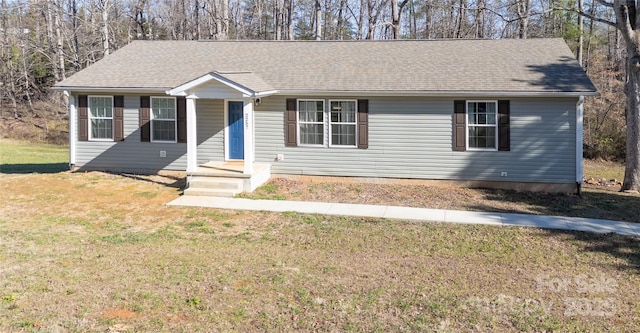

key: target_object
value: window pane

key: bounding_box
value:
[90,97,112,118]
[153,120,176,141]
[153,108,176,120]
[91,119,112,139]
[152,98,176,120]
[486,102,496,113]
[299,101,324,122]
[331,124,356,146]
[330,101,356,123]
[468,126,496,149]
[299,110,309,122]
[299,123,323,145]
[331,109,355,123]
[468,101,496,125]
[300,110,322,122]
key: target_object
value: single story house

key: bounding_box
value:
[53,38,598,194]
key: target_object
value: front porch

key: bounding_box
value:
[165,71,277,197]
[184,162,271,197]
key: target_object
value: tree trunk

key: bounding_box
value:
[54,0,65,80]
[424,0,432,38]
[409,0,416,39]
[256,0,263,38]
[622,46,640,191]
[315,0,322,40]
[101,0,110,56]
[516,0,530,39]
[367,0,374,39]
[613,0,640,191]
[20,42,33,111]
[195,0,201,40]
[287,0,294,40]
[275,0,282,40]
[577,0,583,66]
[44,0,60,82]
[71,0,80,71]
[357,0,365,39]
[220,0,229,40]
[391,0,408,39]
[475,0,485,38]
[454,0,464,38]
[337,0,345,40]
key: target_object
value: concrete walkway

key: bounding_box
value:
[167,196,640,237]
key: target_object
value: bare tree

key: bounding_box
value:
[516,0,531,38]
[565,0,640,190]
[475,0,486,38]
[390,0,409,39]
[286,0,294,39]
[98,0,111,56]
[315,0,322,39]
[424,0,432,38]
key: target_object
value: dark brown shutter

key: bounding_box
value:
[177,96,187,143]
[285,98,297,147]
[453,100,466,151]
[357,99,369,149]
[113,96,124,141]
[78,95,88,141]
[498,100,510,151]
[140,96,150,142]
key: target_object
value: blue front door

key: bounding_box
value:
[228,101,244,160]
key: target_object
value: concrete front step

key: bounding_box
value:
[185,163,272,197]
[183,187,240,197]
[185,176,244,197]
[188,177,243,191]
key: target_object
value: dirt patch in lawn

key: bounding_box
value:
[103,309,138,320]
[241,176,640,223]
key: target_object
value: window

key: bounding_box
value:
[286,98,368,149]
[467,101,497,150]
[297,100,324,146]
[89,96,113,140]
[151,97,177,142]
[329,100,357,147]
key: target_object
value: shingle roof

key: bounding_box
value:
[212,71,275,93]
[54,38,597,95]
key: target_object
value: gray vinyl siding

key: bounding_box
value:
[75,95,186,172]
[74,95,224,172]
[195,99,225,163]
[74,93,577,183]
[255,96,577,183]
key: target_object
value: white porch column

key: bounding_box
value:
[66,91,76,168]
[243,98,254,174]
[186,96,198,173]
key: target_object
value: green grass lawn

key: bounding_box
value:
[0,140,638,331]
[0,139,68,173]
[584,158,625,181]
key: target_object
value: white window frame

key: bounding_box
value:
[297,99,326,147]
[150,96,178,143]
[328,99,358,148]
[466,100,498,151]
[88,95,114,141]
